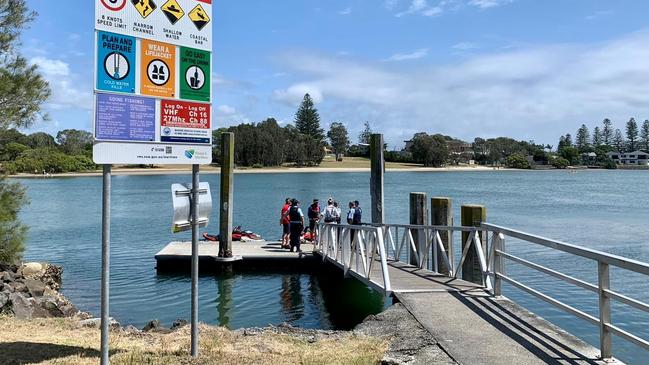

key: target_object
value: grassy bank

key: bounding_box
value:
[0,317,387,365]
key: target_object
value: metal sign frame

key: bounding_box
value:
[94,0,212,363]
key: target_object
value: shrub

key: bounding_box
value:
[552,157,570,169]
[0,177,29,264]
[505,153,532,169]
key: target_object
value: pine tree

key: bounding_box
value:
[575,124,590,152]
[641,120,649,152]
[0,0,43,263]
[592,127,602,146]
[613,129,625,152]
[358,121,372,145]
[327,122,349,160]
[294,93,324,143]
[626,118,639,152]
[564,133,573,146]
[602,119,613,146]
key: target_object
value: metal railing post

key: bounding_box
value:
[494,233,504,297]
[598,261,612,360]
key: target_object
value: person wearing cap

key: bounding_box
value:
[323,198,339,224]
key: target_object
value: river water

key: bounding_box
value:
[16,170,649,364]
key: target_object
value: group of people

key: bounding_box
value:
[280,198,363,253]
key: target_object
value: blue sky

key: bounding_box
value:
[21,0,649,148]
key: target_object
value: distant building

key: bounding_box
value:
[403,140,414,153]
[607,151,649,165]
[581,152,597,165]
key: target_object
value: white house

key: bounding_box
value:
[607,151,649,165]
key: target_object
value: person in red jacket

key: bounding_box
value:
[280,198,291,249]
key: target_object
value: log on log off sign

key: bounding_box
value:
[93,0,213,165]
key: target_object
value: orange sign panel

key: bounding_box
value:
[141,39,176,98]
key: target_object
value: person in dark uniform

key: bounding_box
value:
[284,199,304,253]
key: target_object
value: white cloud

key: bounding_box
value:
[385,48,429,61]
[30,57,91,111]
[391,0,514,17]
[273,84,324,105]
[452,42,478,50]
[468,0,513,9]
[31,57,70,76]
[215,105,250,125]
[339,7,352,15]
[272,31,649,147]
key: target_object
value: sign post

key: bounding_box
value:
[93,0,213,362]
[100,164,111,365]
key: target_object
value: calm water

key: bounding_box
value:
[16,170,649,364]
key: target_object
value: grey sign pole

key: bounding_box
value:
[191,164,200,357]
[100,164,111,365]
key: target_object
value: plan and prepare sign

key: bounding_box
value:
[95,0,212,51]
[97,31,136,93]
[93,0,213,165]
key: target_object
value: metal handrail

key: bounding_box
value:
[483,222,649,360]
[316,221,649,361]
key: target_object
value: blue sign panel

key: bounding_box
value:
[95,93,156,141]
[96,31,136,93]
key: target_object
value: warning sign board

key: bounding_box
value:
[161,0,184,24]
[160,100,211,144]
[131,0,157,19]
[180,47,210,102]
[188,4,210,31]
[141,39,176,98]
[94,0,213,165]
[96,31,136,93]
[95,0,212,51]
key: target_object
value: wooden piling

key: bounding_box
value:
[370,134,385,224]
[219,132,234,258]
[409,192,428,267]
[431,197,453,275]
[461,205,486,284]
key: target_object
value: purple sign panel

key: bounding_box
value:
[95,93,156,141]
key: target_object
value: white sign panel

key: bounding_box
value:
[95,0,212,51]
[94,142,212,164]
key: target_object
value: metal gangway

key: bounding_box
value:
[315,222,649,362]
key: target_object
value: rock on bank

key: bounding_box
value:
[0,262,84,319]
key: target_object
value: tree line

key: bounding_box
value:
[0,128,96,174]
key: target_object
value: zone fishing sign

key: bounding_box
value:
[95,0,212,51]
[93,0,213,165]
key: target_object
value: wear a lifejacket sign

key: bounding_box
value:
[96,31,136,93]
[141,39,176,97]
[180,47,210,102]
[160,100,211,144]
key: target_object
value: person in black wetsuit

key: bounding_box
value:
[284,199,305,253]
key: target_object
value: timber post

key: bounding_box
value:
[370,134,385,224]
[431,197,453,275]
[219,132,234,258]
[461,204,487,284]
[409,192,428,267]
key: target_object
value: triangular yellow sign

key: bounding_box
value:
[188,4,210,31]
[161,0,184,25]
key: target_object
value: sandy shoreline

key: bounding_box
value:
[8,165,513,178]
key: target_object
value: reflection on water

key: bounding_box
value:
[216,272,233,329]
